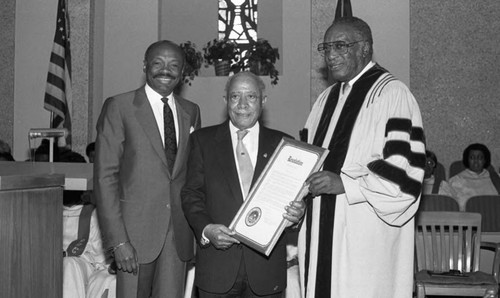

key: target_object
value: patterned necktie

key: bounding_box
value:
[161,97,177,174]
[236,130,254,197]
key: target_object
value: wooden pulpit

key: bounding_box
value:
[0,161,93,298]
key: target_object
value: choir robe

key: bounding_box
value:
[63,205,115,298]
[439,168,499,203]
[298,64,426,298]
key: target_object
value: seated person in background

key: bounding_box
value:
[0,139,12,154]
[0,139,15,161]
[61,153,115,298]
[422,150,439,194]
[0,152,15,161]
[439,143,500,202]
[33,138,60,161]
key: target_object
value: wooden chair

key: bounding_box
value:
[418,194,460,212]
[465,195,500,232]
[414,211,500,298]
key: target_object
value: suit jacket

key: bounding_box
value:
[181,121,291,295]
[94,86,201,263]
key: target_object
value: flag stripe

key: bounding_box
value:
[50,52,65,69]
[46,72,66,91]
[44,94,66,115]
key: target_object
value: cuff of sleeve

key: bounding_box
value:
[341,172,366,205]
[200,226,210,246]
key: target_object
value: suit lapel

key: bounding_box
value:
[172,95,192,177]
[215,121,245,202]
[133,87,169,171]
[252,126,275,186]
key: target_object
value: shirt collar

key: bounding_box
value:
[145,83,174,104]
[229,121,260,137]
[345,60,376,87]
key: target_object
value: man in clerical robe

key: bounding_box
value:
[298,16,426,298]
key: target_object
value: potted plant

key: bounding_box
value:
[179,41,203,86]
[240,38,280,85]
[202,38,241,76]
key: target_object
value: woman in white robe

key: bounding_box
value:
[439,143,499,206]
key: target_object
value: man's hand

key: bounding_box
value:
[204,224,240,250]
[283,200,306,225]
[306,171,345,197]
[113,242,138,275]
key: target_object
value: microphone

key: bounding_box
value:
[29,128,68,139]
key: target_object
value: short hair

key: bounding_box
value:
[86,142,95,158]
[462,143,491,169]
[329,16,373,56]
[144,40,185,63]
[224,71,266,96]
[426,150,437,166]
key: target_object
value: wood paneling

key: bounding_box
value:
[0,174,63,298]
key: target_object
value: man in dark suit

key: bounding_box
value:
[94,40,201,298]
[181,72,305,297]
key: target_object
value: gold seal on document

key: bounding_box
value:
[245,207,262,227]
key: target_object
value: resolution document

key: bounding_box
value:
[229,138,328,255]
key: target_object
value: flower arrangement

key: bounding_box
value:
[179,41,203,86]
[240,38,280,85]
[202,38,241,65]
[202,38,241,75]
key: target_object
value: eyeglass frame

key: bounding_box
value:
[317,40,366,56]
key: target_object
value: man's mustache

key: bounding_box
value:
[153,73,177,79]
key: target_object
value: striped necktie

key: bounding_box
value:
[236,130,254,197]
[161,97,177,174]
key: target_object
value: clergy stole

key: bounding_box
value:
[305,65,387,296]
[66,203,96,257]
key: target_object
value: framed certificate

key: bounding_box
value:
[229,138,328,256]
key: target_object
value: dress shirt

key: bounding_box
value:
[201,121,260,244]
[321,61,375,148]
[145,84,179,145]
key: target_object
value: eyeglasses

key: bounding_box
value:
[426,159,436,167]
[317,40,365,56]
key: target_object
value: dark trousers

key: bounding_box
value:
[198,258,283,298]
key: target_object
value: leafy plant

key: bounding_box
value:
[202,38,241,67]
[179,41,203,86]
[239,38,280,85]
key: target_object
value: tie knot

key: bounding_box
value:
[237,130,249,141]
[161,97,169,104]
[342,83,351,95]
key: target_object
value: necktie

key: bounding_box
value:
[342,82,351,98]
[161,97,177,174]
[236,130,254,197]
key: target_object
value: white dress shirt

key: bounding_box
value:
[145,84,179,145]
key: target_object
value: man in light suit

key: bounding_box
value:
[181,72,305,297]
[94,40,201,298]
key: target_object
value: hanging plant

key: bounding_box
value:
[179,41,203,86]
[238,38,280,85]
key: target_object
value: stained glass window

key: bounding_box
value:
[218,0,258,53]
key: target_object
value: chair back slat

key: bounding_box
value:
[415,211,482,273]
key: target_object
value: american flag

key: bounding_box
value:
[335,0,352,19]
[44,0,72,145]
